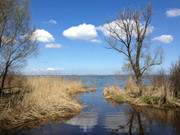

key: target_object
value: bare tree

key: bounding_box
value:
[0,0,37,93]
[105,4,162,90]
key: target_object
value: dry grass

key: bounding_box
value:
[103,86,121,99]
[124,76,140,98]
[0,77,87,130]
[103,76,180,108]
[103,86,125,103]
[170,59,180,98]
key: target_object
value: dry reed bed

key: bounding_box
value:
[0,77,87,130]
[103,77,180,108]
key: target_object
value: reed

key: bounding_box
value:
[0,77,86,130]
[103,85,126,103]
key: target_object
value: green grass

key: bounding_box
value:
[114,95,125,103]
[140,96,161,105]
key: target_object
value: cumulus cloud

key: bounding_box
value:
[97,20,154,39]
[152,35,173,44]
[63,23,100,42]
[45,43,62,48]
[166,8,180,17]
[32,29,55,43]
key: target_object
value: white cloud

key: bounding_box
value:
[32,29,55,43]
[48,19,58,25]
[91,39,102,43]
[63,23,100,42]
[166,8,180,17]
[152,35,173,44]
[45,43,62,48]
[97,20,154,39]
[46,67,64,71]
[46,68,55,71]
[43,19,58,25]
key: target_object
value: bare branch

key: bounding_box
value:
[0,0,38,91]
[105,4,162,86]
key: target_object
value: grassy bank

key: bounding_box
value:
[0,77,89,130]
[103,77,180,109]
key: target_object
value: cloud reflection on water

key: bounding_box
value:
[66,112,98,132]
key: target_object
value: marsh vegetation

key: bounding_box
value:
[103,59,180,108]
[0,77,89,131]
[0,0,180,134]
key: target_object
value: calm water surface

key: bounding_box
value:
[7,76,180,135]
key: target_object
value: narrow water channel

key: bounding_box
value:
[10,76,180,135]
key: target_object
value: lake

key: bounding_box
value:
[5,75,180,135]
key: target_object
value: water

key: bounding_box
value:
[6,76,180,135]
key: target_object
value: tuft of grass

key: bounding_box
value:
[140,96,161,105]
[0,77,86,130]
[103,86,121,99]
[103,86,126,103]
[114,95,125,103]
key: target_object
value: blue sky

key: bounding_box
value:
[25,0,180,75]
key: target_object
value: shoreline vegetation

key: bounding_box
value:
[0,77,94,131]
[101,2,179,112]
[103,76,180,109]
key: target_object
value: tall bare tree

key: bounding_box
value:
[105,4,162,88]
[0,0,37,93]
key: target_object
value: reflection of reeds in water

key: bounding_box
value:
[104,113,128,129]
[104,112,149,134]
[109,106,180,135]
[66,112,98,132]
[137,106,180,127]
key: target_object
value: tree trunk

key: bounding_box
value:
[0,64,9,91]
[134,72,143,96]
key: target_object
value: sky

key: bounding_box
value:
[24,0,180,75]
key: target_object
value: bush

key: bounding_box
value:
[169,59,180,98]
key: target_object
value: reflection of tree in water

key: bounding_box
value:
[138,106,180,134]
[105,107,145,135]
[105,105,180,135]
